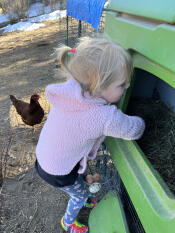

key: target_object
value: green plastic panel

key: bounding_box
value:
[103,3,175,232]
[108,0,175,23]
[89,191,129,233]
[105,137,175,233]
[102,47,175,232]
[104,12,175,76]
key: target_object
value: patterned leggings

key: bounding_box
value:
[60,175,89,225]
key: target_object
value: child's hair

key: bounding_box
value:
[56,36,133,96]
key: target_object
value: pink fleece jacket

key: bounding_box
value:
[36,78,145,175]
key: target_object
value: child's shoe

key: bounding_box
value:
[84,195,97,209]
[61,217,88,233]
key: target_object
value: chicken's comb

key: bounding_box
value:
[33,93,40,97]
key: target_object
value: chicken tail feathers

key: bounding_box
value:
[9,95,17,104]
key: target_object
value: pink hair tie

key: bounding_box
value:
[71,48,76,53]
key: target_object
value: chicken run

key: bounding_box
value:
[0,2,118,233]
[0,5,106,187]
[3,1,175,232]
[1,92,50,181]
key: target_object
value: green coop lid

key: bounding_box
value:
[108,0,175,23]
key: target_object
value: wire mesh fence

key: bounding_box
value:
[65,11,106,46]
[86,147,145,233]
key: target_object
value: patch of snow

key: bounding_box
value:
[0,14,9,24]
[29,10,66,23]
[1,9,66,33]
[28,2,44,17]
[27,2,54,17]
[2,21,45,33]
[0,2,66,33]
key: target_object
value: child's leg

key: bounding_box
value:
[60,175,89,226]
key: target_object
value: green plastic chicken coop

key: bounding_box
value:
[89,0,175,232]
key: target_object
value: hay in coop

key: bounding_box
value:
[127,97,175,195]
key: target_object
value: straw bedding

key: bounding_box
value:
[127,98,175,195]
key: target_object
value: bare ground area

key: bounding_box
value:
[0,19,91,233]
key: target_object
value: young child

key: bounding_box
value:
[35,37,145,233]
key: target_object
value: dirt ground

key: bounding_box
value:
[0,19,91,233]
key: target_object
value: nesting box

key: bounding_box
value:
[89,1,175,232]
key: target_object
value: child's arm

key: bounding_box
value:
[104,105,145,140]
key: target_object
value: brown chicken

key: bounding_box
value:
[10,93,44,126]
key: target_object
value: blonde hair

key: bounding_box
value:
[56,37,133,96]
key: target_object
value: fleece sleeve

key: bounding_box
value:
[103,105,145,140]
[45,84,60,106]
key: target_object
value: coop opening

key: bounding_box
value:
[126,68,175,196]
